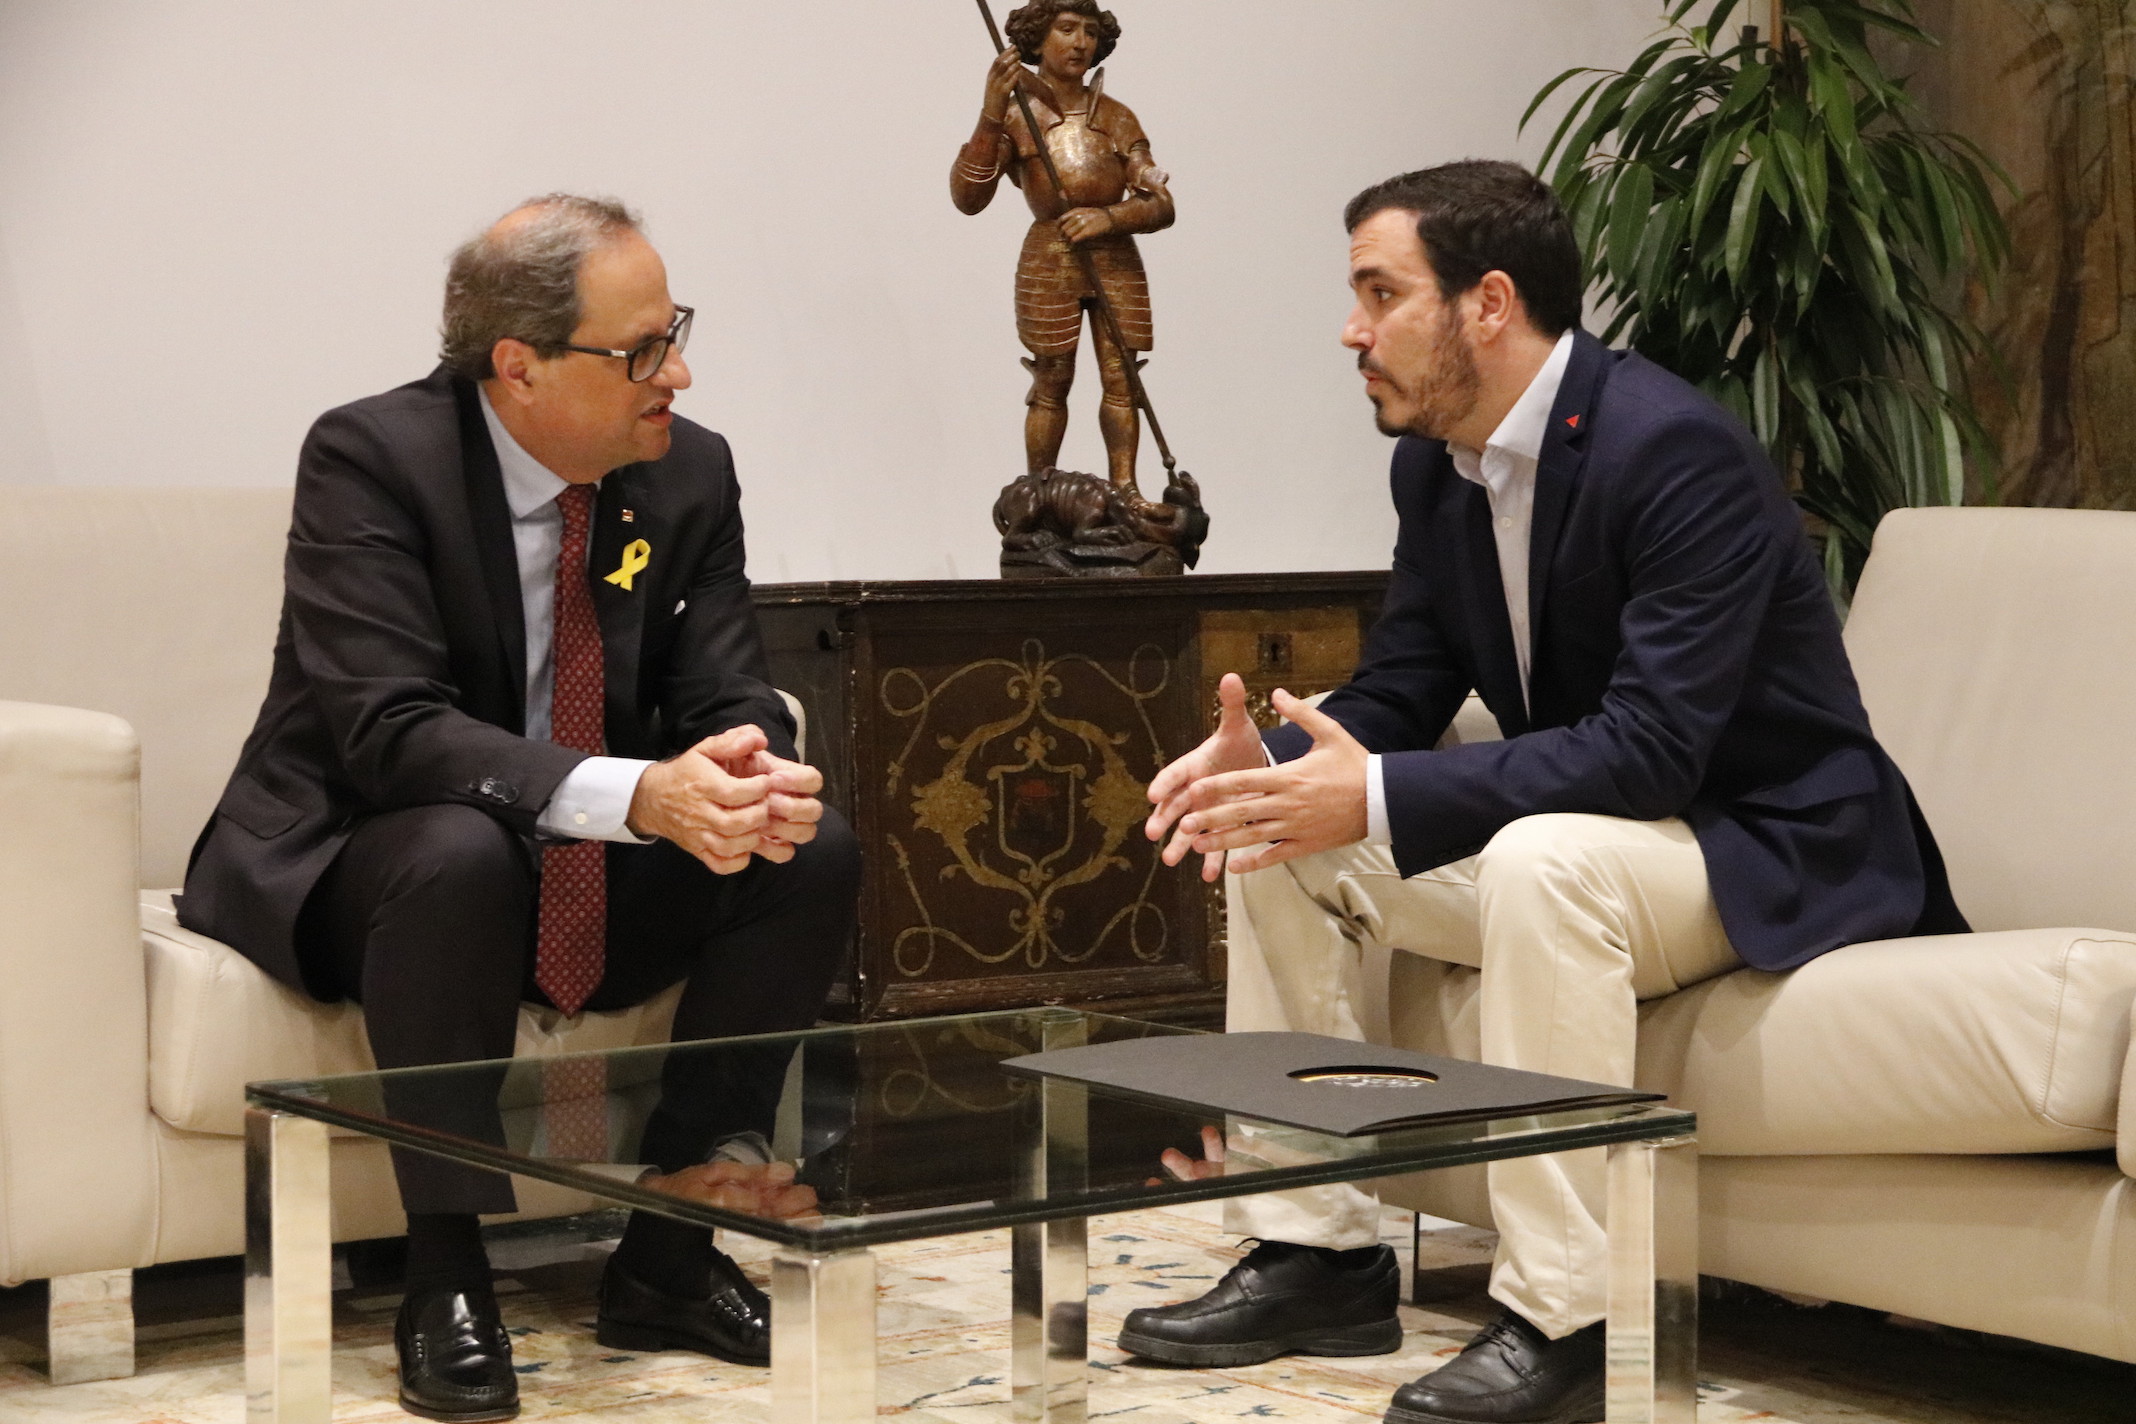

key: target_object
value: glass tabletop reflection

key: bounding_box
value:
[246,1008,1692,1250]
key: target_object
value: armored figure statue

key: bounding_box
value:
[955,0,1204,576]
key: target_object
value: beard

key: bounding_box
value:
[1362,306,1481,441]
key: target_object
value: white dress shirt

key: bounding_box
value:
[1361,329,1576,844]
[477,390,652,843]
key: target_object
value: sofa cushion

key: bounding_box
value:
[1636,929,2136,1155]
[142,891,682,1138]
[1846,508,2136,935]
[0,489,294,890]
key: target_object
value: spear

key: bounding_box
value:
[974,0,1187,493]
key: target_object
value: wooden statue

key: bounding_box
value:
[953,0,1208,578]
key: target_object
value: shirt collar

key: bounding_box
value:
[1457,327,1578,467]
[476,386,571,520]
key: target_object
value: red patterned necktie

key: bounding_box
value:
[536,483,606,1016]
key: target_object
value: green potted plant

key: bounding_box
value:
[1526,0,2009,596]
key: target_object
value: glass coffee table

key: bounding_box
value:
[244,1009,1696,1424]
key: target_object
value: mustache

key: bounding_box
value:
[1358,353,1397,384]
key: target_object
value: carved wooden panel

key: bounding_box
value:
[1200,605,1368,730]
[860,605,1203,1016]
[754,575,1388,1022]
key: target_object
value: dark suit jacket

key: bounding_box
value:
[1266,332,1965,971]
[178,367,794,991]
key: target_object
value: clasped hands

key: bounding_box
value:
[1144,672,1371,882]
[627,725,822,875]
[644,1160,820,1224]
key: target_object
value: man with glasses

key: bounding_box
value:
[178,194,860,1422]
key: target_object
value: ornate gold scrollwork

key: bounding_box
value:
[880,639,1172,978]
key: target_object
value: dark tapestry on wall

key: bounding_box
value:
[1905,0,2136,510]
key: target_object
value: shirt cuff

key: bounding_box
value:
[538,756,655,843]
[1364,754,1391,846]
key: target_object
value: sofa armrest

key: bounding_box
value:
[776,689,807,766]
[0,702,157,1284]
[2121,998,2136,1181]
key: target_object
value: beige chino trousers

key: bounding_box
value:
[1221,813,1739,1339]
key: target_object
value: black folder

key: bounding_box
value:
[1000,1031,1663,1137]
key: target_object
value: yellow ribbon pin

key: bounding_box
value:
[605,539,651,592]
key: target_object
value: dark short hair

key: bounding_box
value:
[1005,0,1121,67]
[1344,161,1584,337]
[439,194,641,381]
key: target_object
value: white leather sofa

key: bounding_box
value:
[0,487,798,1382]
[3,490,2133,1379]
[1368,505,2136,1366]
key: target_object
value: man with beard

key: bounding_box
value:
[1114,161,1964,1424]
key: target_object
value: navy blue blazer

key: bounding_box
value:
[1266,331,1965,971]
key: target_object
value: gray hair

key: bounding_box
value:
[439,194,642,381]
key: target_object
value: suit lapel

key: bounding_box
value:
[1526,331,1609,648]
[451,379,529,731]
[1459,480,1530,736]
[589,467,649,737]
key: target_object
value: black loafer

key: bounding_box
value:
[1117,1239,1403,1367]
[1385,1309,1603,1424]
[394,1287,518,1423]
[595,1248,771,1365]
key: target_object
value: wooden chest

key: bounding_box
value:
[752,574,1388,1025]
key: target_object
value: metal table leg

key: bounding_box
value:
[1604,1135,1699,1423]
[244,1107,332,1424]
[1012,1207,1088,1424]
[1012,1070,1089,1423]
[772,1247,877,1424]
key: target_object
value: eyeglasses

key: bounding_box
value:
[557,305,693,382]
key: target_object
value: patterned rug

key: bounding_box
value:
[0,1202,2127,1423]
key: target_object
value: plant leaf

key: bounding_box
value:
[1724,152,1766,288]
[1808,48,1861,155]
[1713,57,1774,125]
[1528,0,2008,600]
[1688,118,1751,236]
[1539,73,1617,177]
[1676,0,1734,27]
[1521,66,1597,132]
[1608,162,1656,284]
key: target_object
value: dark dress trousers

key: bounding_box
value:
[179,368,860,1212]
[1266,331,1965,971]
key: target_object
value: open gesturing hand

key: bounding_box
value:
[1147,680,1370,881]
[1144,673,1270,882]
[1145,1125,1226,1187]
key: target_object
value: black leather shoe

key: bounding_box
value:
[394,1287,518,1423]
[1117,1240,1403,1367]
[1385,1309,1603,1424]
[595,1248,771,1365]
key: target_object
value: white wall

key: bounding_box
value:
[0,1,1669,580]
